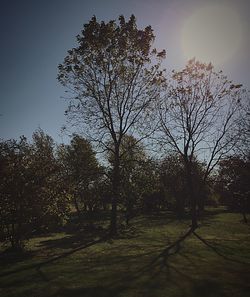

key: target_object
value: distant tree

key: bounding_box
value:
[108,135,148,224]
[57,134,103,222]
[159,154,209,218]
[160,154,187,218]
[58,15,166,235]
[0,137,32,249]
[29,129,69,232]
[217,155,250,223]
[0,130,69,250]
[139,159,163,213]
[235,99,250,158]
[156,59,247,229]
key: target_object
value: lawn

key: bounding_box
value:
[1,209,250,297]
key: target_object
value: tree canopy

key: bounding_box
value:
[58,15,166,235]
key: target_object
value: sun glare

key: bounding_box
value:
[181,4,243,65]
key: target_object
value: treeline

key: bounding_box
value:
[1,129,249,250]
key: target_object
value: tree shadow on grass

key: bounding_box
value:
[147,227,250,271]
[0,248,35,267]
[100,228,195,289]
[38,226,107,251]
[2,225,248,297]
[2,211,249,297]
[191,279,223,297]
[130,226,250,288]
[0,216,154,281]
[0,225,109,276]
[192,231,250,266]
[134,211,184,228]
[0,235,108,279]
[46,226,250,297]
[54,285,127,297]
[0,222,152,281]
[149,227,194,265]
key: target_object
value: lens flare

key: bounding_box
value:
[181,4,243,65]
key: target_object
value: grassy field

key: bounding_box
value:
[1,208,250,297]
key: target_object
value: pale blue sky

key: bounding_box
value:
[0,0,249,143]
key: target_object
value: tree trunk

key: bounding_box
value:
[185,159,198,230]
[73,195,82,223]
[125,198,134,226]
[110,195,117,235]
[10,223,15,249]
[198,197,205,214]
[191,197,198,230]
[241,202,248,223]
[242,212,248,223]
[176,195,185,219]
[110,150,120,236]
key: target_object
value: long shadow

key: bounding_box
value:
[0,222,154,280]
[147,227,250,268]
[84,229,193,297]
[193,231,250,266]
[128,225,250,284]
[0,248,35,267]
[108,227,195,285]
[37,224,250,297]
[38,212,167,251]
[39,226,106,251]
[2,210,248,289]
[149,227,194,266]
[0,235,108,278]
[0,213,161,280]
[53,285,127,297]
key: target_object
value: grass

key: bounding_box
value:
[1,208,250,297]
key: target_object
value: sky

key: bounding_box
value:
[0,0,249,143]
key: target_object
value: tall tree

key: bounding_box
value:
[156,59,247,229]
[58,15,166,235]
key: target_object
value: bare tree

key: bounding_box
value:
[156,59,247,229]
[58,15,166,235]
[236,97,250,158]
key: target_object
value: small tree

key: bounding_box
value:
[30,129,69,232]
[160,154,187,218]
[156,59,247,229]
[0,137,32,250]
[217,155,250,223]
[0,131,70,250]
[57,134,103,222]
[108,135,149,224]
[58,15,166,235]
[159,154,208,218]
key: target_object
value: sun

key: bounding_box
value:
[181,4,243,65]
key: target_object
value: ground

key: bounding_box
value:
[1,208,250,297]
